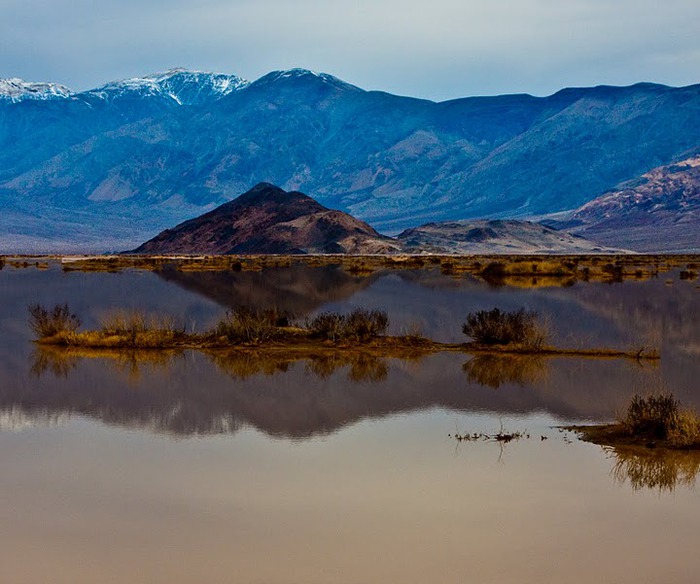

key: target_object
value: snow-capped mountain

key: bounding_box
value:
[0,78,72,102]
[1,68,700,252]
[85,68,248,105]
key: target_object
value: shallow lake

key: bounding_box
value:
[1,261,699,583]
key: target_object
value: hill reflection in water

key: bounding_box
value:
[13,345,656,438]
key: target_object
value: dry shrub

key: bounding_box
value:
[28,303,82,338]
[462,308,547,348]
[306,309,389,343]
[668,410,700,448]
[212,307,289,344]
[620,393,700,447]
[306,313,345,342]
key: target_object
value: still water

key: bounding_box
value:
[1,262,699,583]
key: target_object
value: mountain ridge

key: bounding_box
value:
[1,69,699,252]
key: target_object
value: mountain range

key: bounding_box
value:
[1,68,699,252]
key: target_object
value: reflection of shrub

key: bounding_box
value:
[212,307,288,344]
[462,308,547,348]
[305,354,388,382]
[306,309,389,343]
[28,303,82,338]
[348,355,388,383]
[621,393,700,447]
[612,447,700,492]
[30,347,79,377]
[209,351,290,380]
[463,354,547,389]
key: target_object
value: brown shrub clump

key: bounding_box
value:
[620,393,700,448]
[211,307,290,344]
[462,308,548,349]
[306,309,389,343]
[28,303,82,338]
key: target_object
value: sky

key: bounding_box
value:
[2,0,700,101]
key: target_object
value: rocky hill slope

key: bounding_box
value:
[398,220,623,254]
[132,183,401,254]
[564,156,700,251]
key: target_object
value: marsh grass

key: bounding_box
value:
[462,308,548,349]
[97,310,185,348]
[28,303,82,338]
[101,311,181,336]
[29,304,657,364]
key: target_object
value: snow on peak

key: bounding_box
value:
[254,69,361,92]
[87,69,248,105]
[149,69,249,104]
[0,78,72,102]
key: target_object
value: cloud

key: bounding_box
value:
[1,0,699,100]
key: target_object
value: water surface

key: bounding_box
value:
[1,262,699,583]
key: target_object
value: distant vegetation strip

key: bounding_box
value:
[28,304,660,360]
[4,254,699,288]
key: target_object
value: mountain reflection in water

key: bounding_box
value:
[156,263,378,317]
[10,345,656,439]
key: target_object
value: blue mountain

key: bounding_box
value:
[1,68,699,252]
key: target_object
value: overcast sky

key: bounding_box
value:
[2,0,699,101]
